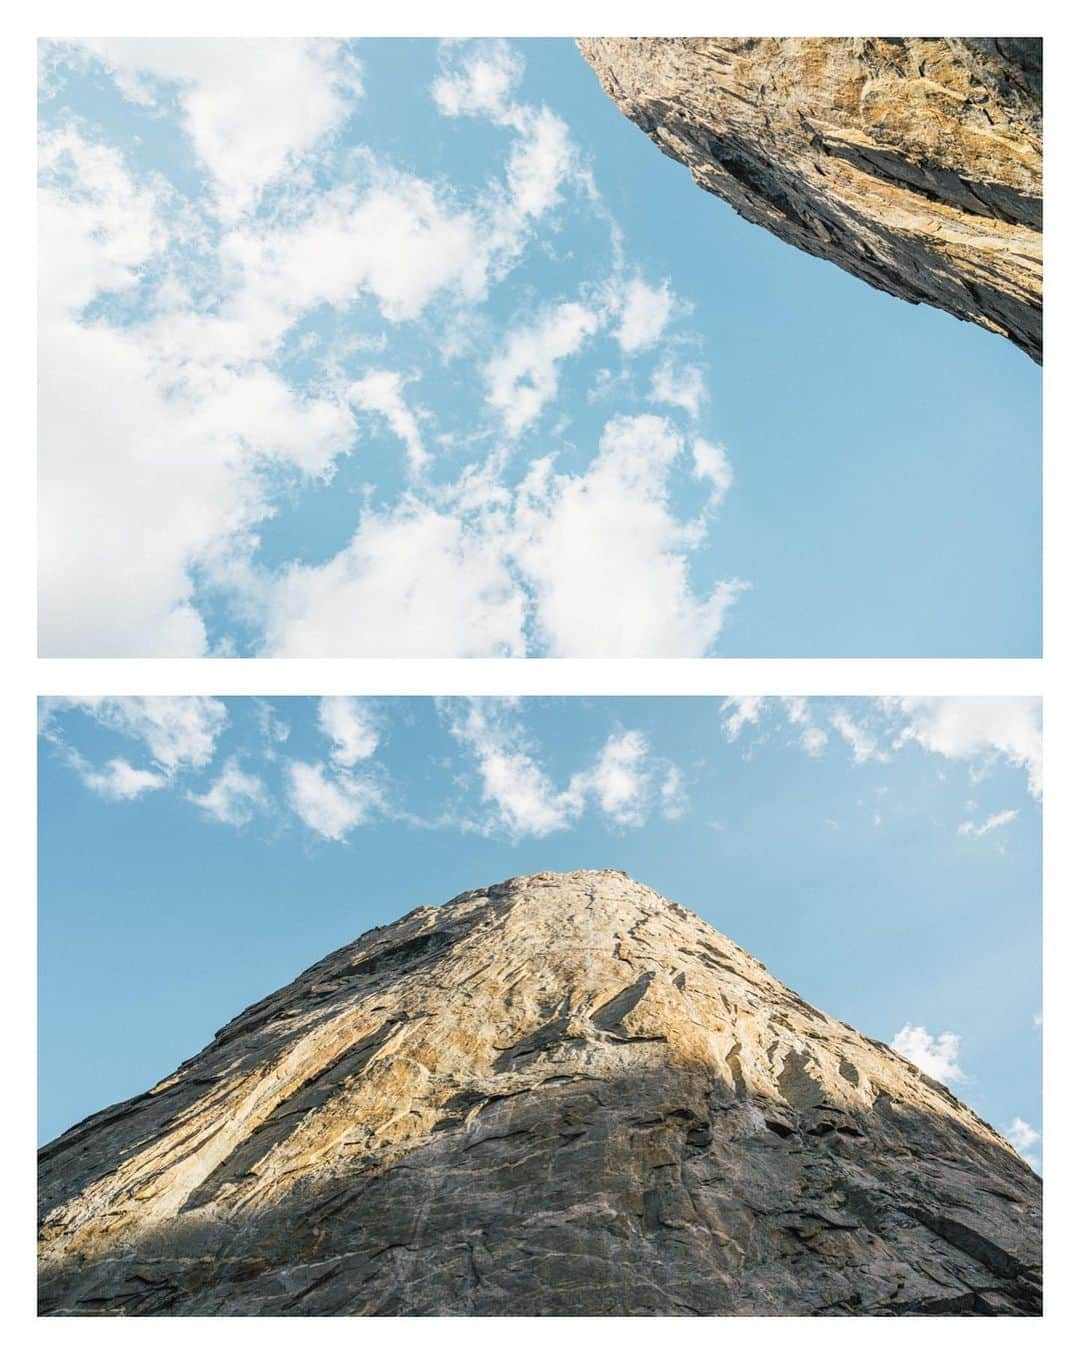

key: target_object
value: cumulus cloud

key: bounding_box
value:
[349,371,428,475]
[485,302,601,437]
[503,106,576,222]
[691,438,734,502]
[650,359,706,417]
[80,758,168,801]
[70,38,364,220]
[262,502,526,657]
[286,761,382,841]
[958,808,1020,838]
[444,701,575,837]
[720,696,765,741]
[318,697,380,767]
[188,758,265,825]
[38,124,356,656]
[1004,1117,1041,1171]
[570,730,663,828]
[614,278,673,352]
[432,39,576,227]
[514,414,744,655]
[886,697,1042,797]
[39,40,742,659]
[431,39,523,121]
[890,1024,967,1085]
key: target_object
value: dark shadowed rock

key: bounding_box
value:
[39,870,1041,1315]
[578,38,1043,361]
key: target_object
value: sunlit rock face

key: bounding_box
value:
[39,869,1041,1315]
[579,38,1043,362]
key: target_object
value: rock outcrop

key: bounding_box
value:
[39,869,1041,1315]
[579,38,1043,361]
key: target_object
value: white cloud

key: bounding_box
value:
[71,38,364,220]
[890,1024,967,1085]
[318,697,380,767]
[38,125,356,656]
[223,169,491,333]
[782,697,828,756]
[349,370,428,475]
[39,43,741,661]
[42,697,232,812]
[721,696,765,741]
[650,359,706,417]
[81,758,168,801]
[830,709,887,765]
[614,278,673,352]
[503,106,576,222]
[262,502,526,657]
[37,124,168,319]
[287,760,381,841]
[887,697,1042,798]
[433,40,575,227]
[188,758,264,825]
[444,701,683,838]
[571,730,653,827]
[445,701,574,837]
[958,808,1020,838]
[485,302,601,437]
[1004,1117,1041,1171]
[691,438,734,501]
[513,414,744,655]
[44,696,227,774]
[431,39,522,121]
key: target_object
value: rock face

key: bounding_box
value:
[39,869,1041,1315]
[579,38,1043,361]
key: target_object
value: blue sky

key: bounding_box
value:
[38,37,1041,656]
[39,695,1042,1169]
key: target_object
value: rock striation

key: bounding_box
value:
[578,38,1043,361]
[39,869,1041,1315]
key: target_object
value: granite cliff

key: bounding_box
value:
[39,870,1041,1315]
[579,38,1043,361]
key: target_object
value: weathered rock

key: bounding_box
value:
[578,38,1043,361]
[39,869,1041,1315]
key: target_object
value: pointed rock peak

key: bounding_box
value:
[39,870,1041,1316]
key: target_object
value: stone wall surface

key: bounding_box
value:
[578,38,1043,361]
[39,870,1042,1315]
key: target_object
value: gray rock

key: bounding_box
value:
[39,870,1041,1315]
[578,38,1042,361]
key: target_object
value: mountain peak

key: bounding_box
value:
[39,869,1041,1315]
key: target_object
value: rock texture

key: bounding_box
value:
[579,38,1043,361]
[39,869,1041,1316]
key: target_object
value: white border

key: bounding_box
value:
[34,658,1045,697]
[6,3,1076,1339]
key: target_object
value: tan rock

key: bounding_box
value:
[39,870,1041,1315]
[578,38,1042,361]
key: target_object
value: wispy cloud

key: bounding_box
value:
[958,808,1020,838]
[720,696,764,741]
[830,709,887,765]
[441,699,685,838]
[188,759,265,826]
